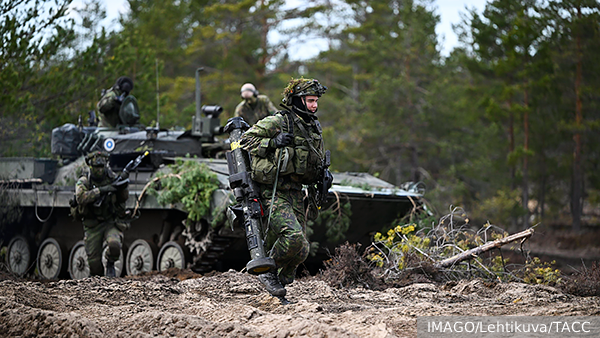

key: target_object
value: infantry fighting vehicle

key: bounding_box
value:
[0,70,425,279]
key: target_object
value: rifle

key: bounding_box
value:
[224,117,276,275]
[115,150,149,186]
[93,151,149,207]
[316,150,333,207]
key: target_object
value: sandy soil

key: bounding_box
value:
[1,267,599,338]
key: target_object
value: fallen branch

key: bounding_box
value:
[435,228,534,268]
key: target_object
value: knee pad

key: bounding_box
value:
[106,240,121,259]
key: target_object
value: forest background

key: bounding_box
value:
[2,0,599,233]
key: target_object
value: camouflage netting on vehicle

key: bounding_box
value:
[148,159,230,228]
[0,181,23,229]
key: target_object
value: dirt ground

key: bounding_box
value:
[1,265,599,338]
[2,226,599,337]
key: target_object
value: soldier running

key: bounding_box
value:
[75,151,129,277]
[240,78,329,297]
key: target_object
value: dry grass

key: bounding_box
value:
[318,242,387,290]
[561,261,600,297]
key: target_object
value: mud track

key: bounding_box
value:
[1,268,599,337]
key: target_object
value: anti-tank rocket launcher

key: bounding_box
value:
[224,117,276,275]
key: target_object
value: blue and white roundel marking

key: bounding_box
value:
[103,138,115,152]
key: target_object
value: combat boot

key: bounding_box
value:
[258,272,286,297]
[105,261,116,277]
[279,267,296,286]
[279,275,294,287]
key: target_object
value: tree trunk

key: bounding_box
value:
[257,0,269,82]
[396,152,403,186]
[523,86,530,228]
[508,99,515,189]
[539,153,547,222]
[572,6,583,232]
[507,98,517,229]
[410,144,419,183]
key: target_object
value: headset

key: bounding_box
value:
[241,83,259,98]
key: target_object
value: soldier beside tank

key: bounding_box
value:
[234,83,278,126]
[240,78,330,297]
[97,76,140,128]
[75,151,129,277]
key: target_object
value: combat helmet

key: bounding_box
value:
[281,78,327,107]
[85,151,109,167]
[114,76,134,95]
[240,83,258,99]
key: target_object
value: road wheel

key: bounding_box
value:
[156,241,189,272]
[126,239,158,276]
[6,235,33,276]
[37,238,67,279]
[68,240,90,279]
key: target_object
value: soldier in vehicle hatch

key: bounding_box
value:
[234,83,278,126]
[75,151,129,277]
[97,76,136,128]
[240,78,331,297]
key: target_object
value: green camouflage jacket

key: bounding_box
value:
[75,169,128,226]
[240,110,324,191]
[97,88,124,127]
[234,95,277,126]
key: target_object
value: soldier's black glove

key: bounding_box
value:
[270,133,293,148]
[98,185,117,193]
[112,178,130,190]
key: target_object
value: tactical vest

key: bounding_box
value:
[251,112,324,185]
[77,172,119,226]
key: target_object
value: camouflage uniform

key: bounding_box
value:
[97,76,134,128]
[75,152,129,276]
[240,78,328,289]
[234,95,277,126]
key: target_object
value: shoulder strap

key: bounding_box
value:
[277,110,294,135]
[292,114,323,159]
[286,113,294,135]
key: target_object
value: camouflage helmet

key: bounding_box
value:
[85,151,109,167]
[281,78,327,107]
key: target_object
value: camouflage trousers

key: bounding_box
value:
[262,187,310,284]
[83,220,123,276]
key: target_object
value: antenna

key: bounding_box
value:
[191,67,205,136]
[195,67,204,116]
[155,58,160,130]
